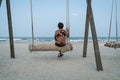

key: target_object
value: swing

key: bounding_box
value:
[29,0,73,52]
[104,0,120,49]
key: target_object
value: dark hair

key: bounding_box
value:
[58,22,64,29]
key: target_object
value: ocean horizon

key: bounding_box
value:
[0,37,120,43]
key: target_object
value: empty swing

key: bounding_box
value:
[104,0,120,49]
[29,0,73,52]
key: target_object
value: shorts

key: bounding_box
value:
[55,43,65,47]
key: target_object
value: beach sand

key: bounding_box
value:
[0,42,120,80]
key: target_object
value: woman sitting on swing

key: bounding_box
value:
[54,22,69,58]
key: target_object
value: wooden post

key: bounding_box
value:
[0,0,2,6]
[6,0,15,58]
[83,0,103,71]
[83,1,90,57]
[87,0,103,71]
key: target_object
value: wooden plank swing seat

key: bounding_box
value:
[29,43,73,52]
[104,42,120,49]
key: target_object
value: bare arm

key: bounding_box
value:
[54,31,57,41]
[66,27,69,37]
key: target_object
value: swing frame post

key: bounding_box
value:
[6,0,15,58]
[83,0,90,57]
[83,0,103,71]
[0,0,2,6]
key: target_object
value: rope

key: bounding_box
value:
[108,0,114,42]
[66,0,71,51]
[30,0,34,45]
[115,0,118,44]
[66,0,70,44]
[108,0,118,45]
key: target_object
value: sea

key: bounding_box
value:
[0,37,120,43]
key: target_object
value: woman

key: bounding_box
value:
[54,22,69,57]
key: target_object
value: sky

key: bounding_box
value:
[0,0,120,37]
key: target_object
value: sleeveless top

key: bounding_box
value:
[55,29,67,47]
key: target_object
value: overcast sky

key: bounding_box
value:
[0,0,120,37]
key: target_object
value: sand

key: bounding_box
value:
[0,42,120,80]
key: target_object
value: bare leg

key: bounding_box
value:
[58,51,63,58]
